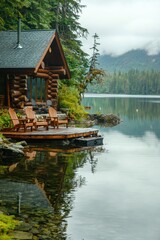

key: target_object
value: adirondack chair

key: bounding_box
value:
[48,107,68,128]
[8,108,33,132]
[25,107,49,130]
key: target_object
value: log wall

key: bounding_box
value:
[11,75,28,109]
[9,68,61,109]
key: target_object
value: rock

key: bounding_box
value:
[88,113,121,126]
[0,144,24,157]
[11,231,33,239]
[62,140,70,146]
[0,137,28,160]
[16,141,28,147]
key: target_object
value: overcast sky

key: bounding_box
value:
[79,0,160,56]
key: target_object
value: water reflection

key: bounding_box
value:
[82,95,160,138]
[65,95,160,240]
[83,94,160,120]
[0,144,103,239]
[67,130,160,240]
[1,94,160,240]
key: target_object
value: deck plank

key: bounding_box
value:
[1,127,99,140]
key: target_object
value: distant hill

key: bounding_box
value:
[98,49,160,72]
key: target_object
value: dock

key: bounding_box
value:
[1,127,99,141]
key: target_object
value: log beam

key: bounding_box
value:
[50,69,66,75]
[35,72,50,79]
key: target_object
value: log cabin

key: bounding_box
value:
[0,20,70,110]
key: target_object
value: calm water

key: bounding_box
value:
[67,94,160,240]
[1,94,160,239]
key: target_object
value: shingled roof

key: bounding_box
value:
[0,29,70,80]
[0,30,56,69]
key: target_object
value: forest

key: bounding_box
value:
[89,49,160,95]
[87,69,160,95]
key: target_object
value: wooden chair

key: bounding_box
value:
[8,108,33,132]
[25,107,49,130]
[48,107,68,128]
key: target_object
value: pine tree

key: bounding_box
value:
[85,33,105,93]
[0,0,52,30]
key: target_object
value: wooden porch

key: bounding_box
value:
[1,127,99,140]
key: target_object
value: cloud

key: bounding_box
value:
[80,0,160,56]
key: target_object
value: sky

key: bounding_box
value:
[79,0,160,56]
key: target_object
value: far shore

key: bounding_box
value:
[83,93,160,98]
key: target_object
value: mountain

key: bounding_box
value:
[98,49,160,72]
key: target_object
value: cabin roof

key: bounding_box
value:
[0,30,70,78]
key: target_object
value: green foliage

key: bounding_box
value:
[62,40,89,90]
[0,213,20,240]
[0,133,5,139]
[0,166,8,174]
[58,84,87,120]
[50,0,87,39]
[0,0,52,30]
[0,109,12,130]
[87,69,160,95]
[80,33,105,94]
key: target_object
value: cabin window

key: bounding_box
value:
[27,77,46,102]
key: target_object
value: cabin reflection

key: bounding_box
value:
[0,146,100,211]
[0,145,102,238]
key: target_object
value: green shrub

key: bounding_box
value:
[0,166,8,174]
[0,213,20,240]
[0,109,11,130]
[58,85,87,120]
[0,133,5,139]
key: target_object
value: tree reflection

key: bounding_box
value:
[0,145,104,239]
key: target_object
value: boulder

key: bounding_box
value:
[0,137,28,160]
[88,113,121,126]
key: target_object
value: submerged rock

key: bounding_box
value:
[0,143,24,158]
[88,113,121,126]
[0,137,28,160]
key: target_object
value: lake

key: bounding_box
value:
[1,94,160,239]
[68,94,160,240]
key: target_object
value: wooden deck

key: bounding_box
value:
[1,127,99,140]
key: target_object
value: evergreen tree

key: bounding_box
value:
[84,33,105,94]
[0,0,52,30]
[49,0,90,99]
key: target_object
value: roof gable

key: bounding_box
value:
[0,30,70,78]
